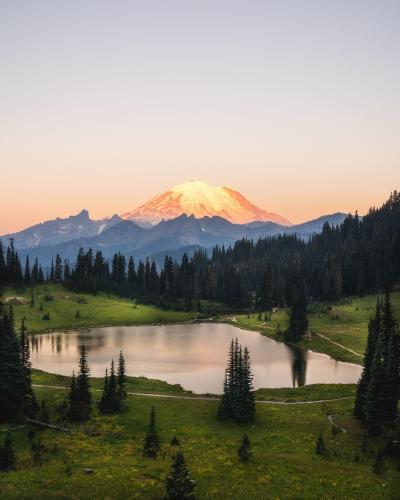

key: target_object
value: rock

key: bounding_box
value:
[83,468,94,475]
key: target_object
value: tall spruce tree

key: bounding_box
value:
[0,306,25,423]
[218,338,255,423]
[165,453,196,500]
[365,328,388,434]
[382,294,399,423]
[143,406,160,458]
[20,319,38,418]
[116,351,127,412]
[354,299,381,421]
[67,345,92,422]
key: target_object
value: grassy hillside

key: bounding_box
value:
[232,292,400,363]
[0,381,398,499]
[0,284,198,334]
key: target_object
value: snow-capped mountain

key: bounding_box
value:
[121,180,291,225]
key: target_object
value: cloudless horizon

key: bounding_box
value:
[1,0,399,233]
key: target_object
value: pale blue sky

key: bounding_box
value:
[1,0,399,232]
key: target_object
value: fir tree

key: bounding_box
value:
[98,368,109,413]
[217,339,255,423]
[116,351,127,412]
[75,344,92,421]
[20,319,38,418]
[365,329,388,434]
[0,306,25,423]
[165,453,196,500]
[354,299,381,421]
[143,406,160,458]
[382,294,399,423]
[238,434,252,462]
[67,345,92,422]
[0,434,16,472]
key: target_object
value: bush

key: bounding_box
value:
[44,293,54,302]
[42,312,51,321]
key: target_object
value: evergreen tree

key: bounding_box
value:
[67,345,92,422]
[143,406,160,458]
[354,299,381,421]
[236,346,255,423]
[365,329,388,434]
[24,255,31,283]
[0,434,16,472]
[116,351,127,412]
[0,306,25,423]
[382,294,399,423]
[238,434,252,462]
[165,453,196,500]
[217,339,255,423]
[20,319,38,418]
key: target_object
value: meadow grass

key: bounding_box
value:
[233,292,400,363]
[1,283,198,334]
[0,383,399,499]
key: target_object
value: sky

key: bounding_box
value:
[1,0,399,233]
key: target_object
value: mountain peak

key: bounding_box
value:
[122,180,291,225]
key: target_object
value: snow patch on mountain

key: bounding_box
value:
[122,180,291,225]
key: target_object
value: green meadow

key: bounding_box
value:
[1,283,198,334]
[232,292,400,363]
[1,379,400,499]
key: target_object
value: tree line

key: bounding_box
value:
[2,191,399,313]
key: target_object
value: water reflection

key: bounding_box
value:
[287,346,307,387]
[30,323,362,394]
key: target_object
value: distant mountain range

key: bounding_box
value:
[2,211,347,267]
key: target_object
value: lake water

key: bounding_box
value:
[30,323,362,394]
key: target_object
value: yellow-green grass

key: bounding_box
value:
[230,292,400,364]
[1,284,198,334]
[0,383,399,499]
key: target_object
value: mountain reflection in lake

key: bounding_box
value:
[30,323,361,394]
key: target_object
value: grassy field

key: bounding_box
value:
[0,284,198,334]
[231,292,400,363]
[0,380,399,499]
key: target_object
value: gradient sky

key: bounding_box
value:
[1,0,399,233]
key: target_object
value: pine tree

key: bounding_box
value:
[354,299,381,421]
[0,306,25,423]
[217,339,255,423]
[24,255,31,283]
[76,344,92,421]
[143,406,160,458]
[382,294,399,423]
[236,346,255,423]
[0,434,16,472]
[67,345,92,422]
[238,434,252,462]
[365,329,388,434]
[116,351,127,412]
[165,453,196,500]
[20,319,38,418]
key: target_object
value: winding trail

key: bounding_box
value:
[32,384,352,406]
[315,333,362,358]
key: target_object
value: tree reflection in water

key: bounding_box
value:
[287,345,307,387]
